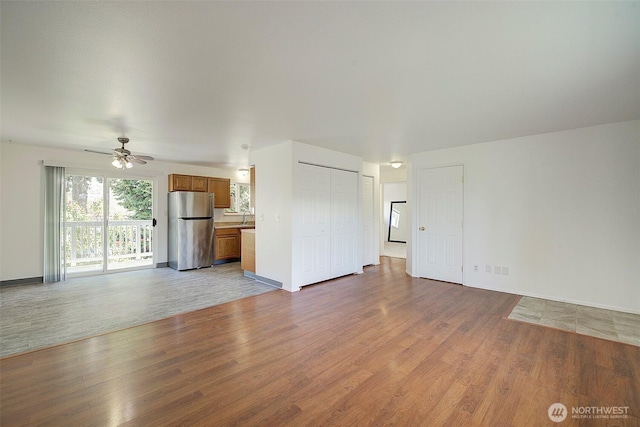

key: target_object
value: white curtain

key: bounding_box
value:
[43,166,65,282]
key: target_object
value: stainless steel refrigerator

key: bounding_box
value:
[168,191,215,270]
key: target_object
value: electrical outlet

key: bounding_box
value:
[495,265,502,274]
[473,265,479,272]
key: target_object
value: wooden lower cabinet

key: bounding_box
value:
[214,226,255,263]
[241,229,255,273]
[214,228,240,261]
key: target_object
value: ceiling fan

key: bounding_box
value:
[85,137,154,169]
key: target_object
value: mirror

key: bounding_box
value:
[388,201,407,243]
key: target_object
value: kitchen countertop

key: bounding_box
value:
[214,222,255,230]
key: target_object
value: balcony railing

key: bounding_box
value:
[64,220,153,273]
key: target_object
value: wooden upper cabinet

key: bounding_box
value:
[168,174,192,192]
[191,176,208,192]
[169,174,231,207]
[208,178,231,208]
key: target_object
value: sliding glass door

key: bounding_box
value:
[107,178,154,270]
[65,175,105,274]
[64,172,154,276]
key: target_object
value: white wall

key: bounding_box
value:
[251,141,364,292]
[250,141,294,290]
[0,144,3,280]
[380,165,407,183]
[0,142,244,281]
[409,120,640,314]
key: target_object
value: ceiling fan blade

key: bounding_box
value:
[85,149,114,155]
[128,157,147,164]
[86,137,153,165]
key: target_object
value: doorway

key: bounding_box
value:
[64,173,155,275]
[382,182,407,259]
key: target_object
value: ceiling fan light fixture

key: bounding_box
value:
[86,137,153,169]
[390,161,403,169]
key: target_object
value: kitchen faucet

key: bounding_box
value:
[242,210,253,225]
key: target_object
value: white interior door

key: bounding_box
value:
[417,166,464,283]
[299,164,331,285]
[331,168,358,278]
[362,175,374,266]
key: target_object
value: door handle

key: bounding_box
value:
[152,218,157,227]
[419,227,425,231]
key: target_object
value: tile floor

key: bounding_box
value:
[382,241,406,259]
[0,263,277,358]
[508,296,640,346]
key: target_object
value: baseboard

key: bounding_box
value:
[464,281,640,315]
[1,277,43,287]
[214,258,240,265]
[243,271,283,289]
[156,262,168,268]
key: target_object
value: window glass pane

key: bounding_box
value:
[109,179,152,220]
[226,183,238,213]
[238,184,250,213]
[108,178,154,270]
[65,175,104,273]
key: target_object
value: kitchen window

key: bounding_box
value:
[225,183,251,214]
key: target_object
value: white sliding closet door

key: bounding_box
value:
[299,164,331,285]
[297,164,359,287]
[330,169,358,278]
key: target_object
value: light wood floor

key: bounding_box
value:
[1,257,638,426]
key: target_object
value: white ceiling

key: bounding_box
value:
[1,1,639,168]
